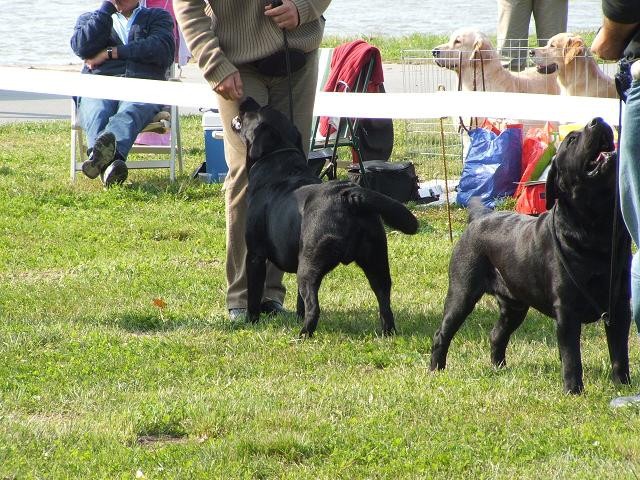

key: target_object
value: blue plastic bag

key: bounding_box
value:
[456,126,522,208]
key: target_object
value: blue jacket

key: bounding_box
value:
[70,1,175,81]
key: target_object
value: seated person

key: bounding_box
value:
[70,0,175,187]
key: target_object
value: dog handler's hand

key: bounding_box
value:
[592,18,639,61]
[264,0,300,31]
[215,72,244,101]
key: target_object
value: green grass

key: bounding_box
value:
[1,117,640,479]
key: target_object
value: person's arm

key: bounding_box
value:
[290,0,331,26]
[70,1,116,59]
[592,0,640,60]
[172,0,238,90]
[116,9,175,70]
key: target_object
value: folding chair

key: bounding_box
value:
[310,54,376,180]
[69,88,182,182]
[306,47,335,177]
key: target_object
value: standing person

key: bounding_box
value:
[592,0,640,408]
[497,0,569,71]
[172,0,331,320]
[71,0,175,187]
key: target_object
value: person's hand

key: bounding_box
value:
[592,28,626,61]
[85,49,109,70]
[592,18,639,61]
[215,71,243,101]
[264,0,300,31]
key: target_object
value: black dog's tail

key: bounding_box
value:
[467,197,493,224]
[343,187,419,234]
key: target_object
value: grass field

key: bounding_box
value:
[2,101,640,476]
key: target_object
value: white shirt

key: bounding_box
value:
[112,5,143,45]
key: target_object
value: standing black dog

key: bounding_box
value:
[232,97,418,337]
[430,117,631,394]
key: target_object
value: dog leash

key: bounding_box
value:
[457,49,486,132]
[551,206,610,325]
[270,0,294,123]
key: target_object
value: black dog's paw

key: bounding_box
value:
[564,381,584,395]
[247,312,260,324]
[612,363,631,385]
[299,327,314,338]
[381,325,396,337]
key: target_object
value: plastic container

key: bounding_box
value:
[558,123,583,141]
[202,110,228,181]
[559,121,618,145]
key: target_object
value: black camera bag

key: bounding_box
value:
[347,160,420,204]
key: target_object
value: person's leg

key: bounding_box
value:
[619,79,640,334]
[218,52,319,313]
[217,69,270,312]
[77,97,119,149]
[532,0,568,47]
[106,101,163,159]
[497,0,533,71]
[268,49,319,156]
[77,97,119,179]
[261,49,319,303]
[611,79,640,407]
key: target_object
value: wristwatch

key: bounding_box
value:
[107,47,113,60]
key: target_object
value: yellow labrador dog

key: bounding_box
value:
[530,33,618,98]
[432,28,559,95]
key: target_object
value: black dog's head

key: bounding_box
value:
[545,117,616,212]
[231,97,304,171]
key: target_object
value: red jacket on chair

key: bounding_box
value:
[319,40,384,137]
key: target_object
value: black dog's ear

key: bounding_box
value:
[248,123,281,160]
[239,97,261,114]
[545,156,558,210]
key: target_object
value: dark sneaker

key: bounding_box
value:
[228,308,247,321]
[610,393,640,408]
[100,159,128,187]
[82,132,116,179]
[260,300,289,315]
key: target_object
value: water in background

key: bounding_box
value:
[2,0,603,66]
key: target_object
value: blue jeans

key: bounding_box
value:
[619,78,640,332]
[77,97,162,159]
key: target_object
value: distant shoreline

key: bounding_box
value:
[3,29,600,68]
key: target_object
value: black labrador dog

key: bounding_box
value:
[232,97,418,337]
[430,117,631,394]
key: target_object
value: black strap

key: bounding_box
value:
[606,93,626,329]
[458,49,486,133]
[282,30,294,122]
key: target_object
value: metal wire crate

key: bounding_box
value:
[400,35,618,182]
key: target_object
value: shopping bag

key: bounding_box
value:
[456,125,523,208]
[515,124,556,215]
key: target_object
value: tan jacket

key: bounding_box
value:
[173,0,330,88]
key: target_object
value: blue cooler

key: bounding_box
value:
[202,111,228,182]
